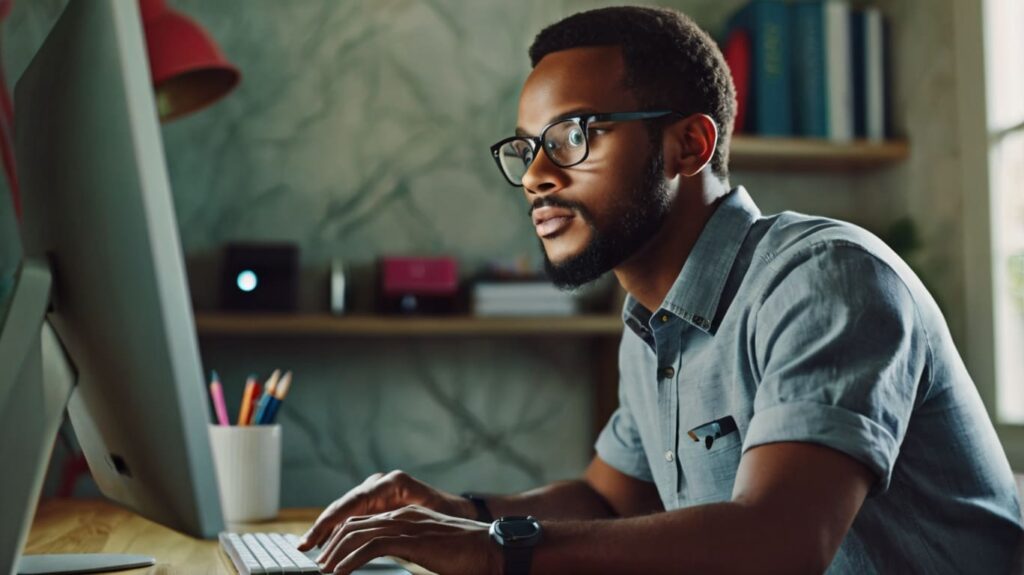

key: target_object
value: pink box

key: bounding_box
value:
[378,257,460,314]
[380,257,459,295]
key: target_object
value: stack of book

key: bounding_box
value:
[721,0,888,142]
[471,281,578,317]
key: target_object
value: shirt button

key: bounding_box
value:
[660,314,670,323]
[660,366,675,379]
[664,450,674,462]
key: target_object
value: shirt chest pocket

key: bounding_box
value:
[677,416,743,505]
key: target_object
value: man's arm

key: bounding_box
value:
[298,455,661,551]
[531,441,874,575]
[484,456,664,520]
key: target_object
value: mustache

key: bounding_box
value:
[528,196,590,219]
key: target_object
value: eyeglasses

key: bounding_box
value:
[489,110,682,187]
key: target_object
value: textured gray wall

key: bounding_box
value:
[0,0,969,505]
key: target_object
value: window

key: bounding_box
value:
[985,0,1024,424]
[957,0,1024,465]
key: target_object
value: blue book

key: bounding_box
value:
[725,1,793,136]
[793,1,828,138]
[851,9,867,138]
[791,0,853,141]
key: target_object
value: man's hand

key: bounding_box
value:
[298,470,476,552]
[313,504,500,575]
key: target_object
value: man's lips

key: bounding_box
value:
[532,206,576,238]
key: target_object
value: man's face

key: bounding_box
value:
[517,47,675,289]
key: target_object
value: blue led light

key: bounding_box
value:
[236,270,258,292]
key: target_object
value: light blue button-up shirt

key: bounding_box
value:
[595,186,1023,573]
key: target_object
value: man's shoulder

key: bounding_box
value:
[752,211,908,278]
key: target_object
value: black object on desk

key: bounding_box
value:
[221,243,299,312]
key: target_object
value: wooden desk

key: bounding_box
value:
[24,499,320,574]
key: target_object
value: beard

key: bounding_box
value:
[537,147,673,290]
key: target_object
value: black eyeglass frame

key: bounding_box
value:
[489,110,684,187]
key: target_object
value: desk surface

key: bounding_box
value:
[25,499,320,574]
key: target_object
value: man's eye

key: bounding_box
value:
[567,128,585,147]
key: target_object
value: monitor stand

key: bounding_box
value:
[0,260,156,575]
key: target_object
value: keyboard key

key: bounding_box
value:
[255,533,301,573]
[241,533,282,574]
[220,533,268,575]
[270,533,320,571]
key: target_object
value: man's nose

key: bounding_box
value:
[521,148,568,197]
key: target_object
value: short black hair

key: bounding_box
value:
[529,6,736,181]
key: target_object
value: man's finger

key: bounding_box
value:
[315,521,352,566]
[317,514,404,569]
[319,525,403,573]
[298,496,360,550]
[332,535,419,575]
[298,473,384,549]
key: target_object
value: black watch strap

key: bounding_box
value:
[504,546,533,575]
[461,493,493,523]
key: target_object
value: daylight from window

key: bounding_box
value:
[987,0,1024,422]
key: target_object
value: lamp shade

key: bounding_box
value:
[140,0,240,122]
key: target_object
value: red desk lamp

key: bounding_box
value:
[0,0,240,220]
[139,0,241,122]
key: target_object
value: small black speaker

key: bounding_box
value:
[221,243,299,312]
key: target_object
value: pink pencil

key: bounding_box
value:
[209,371,230,426]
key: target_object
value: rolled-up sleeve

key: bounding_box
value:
[745,241,930,495]
[595,379,654,482]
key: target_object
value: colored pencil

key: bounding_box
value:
[262,371,292,425]
[237,375,258,426]
[252,369,281,425]
[246,382,261,425]
[209,371,229,426]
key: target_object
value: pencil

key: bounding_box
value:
[245,382,262,425]
[237,375,258,426]
[209,371,230,426]
[262,371,292,425]
[252,369,281,425]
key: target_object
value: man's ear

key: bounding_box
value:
[663,113,717,179]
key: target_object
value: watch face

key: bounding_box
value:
[496,517,541,542]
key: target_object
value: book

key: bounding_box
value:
[473,301,578,317]
[792,0,854,142]
[471,281,578,317]
[792,0,827,137]
[721,28,752,134]
[851,8,867,138]
[825,0,853,142]
[724,1,793,136]
[865,7,887,141]
[851,6,887,141]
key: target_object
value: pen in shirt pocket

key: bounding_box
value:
[687,415,738,450]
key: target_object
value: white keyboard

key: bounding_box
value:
[219,532,411,574]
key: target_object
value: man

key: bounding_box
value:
[298,6,1023,574]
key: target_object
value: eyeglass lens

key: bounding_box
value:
[497,119,588,185]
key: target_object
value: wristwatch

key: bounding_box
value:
[489,516,542,575]
[461,492,493,523]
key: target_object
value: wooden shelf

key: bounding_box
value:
[730,136,908,171]
[194,313,624,337]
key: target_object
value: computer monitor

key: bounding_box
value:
[0,1,224,573]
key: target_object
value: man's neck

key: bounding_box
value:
[613,175,731,314]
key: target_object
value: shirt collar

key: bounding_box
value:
[622,186,761,335]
